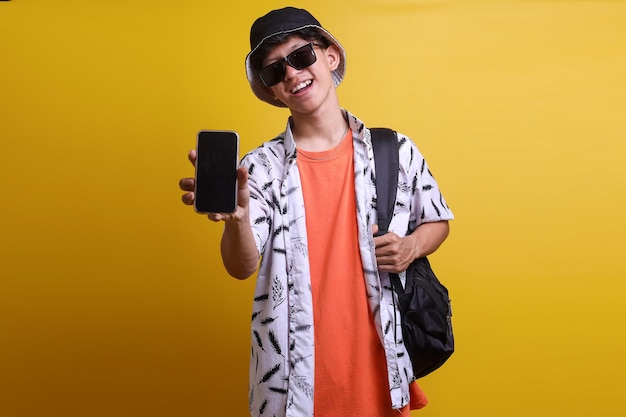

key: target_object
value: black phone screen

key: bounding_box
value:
[194,130,239,214]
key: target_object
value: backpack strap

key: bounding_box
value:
[371,128,405,343]
[371,128,400,236]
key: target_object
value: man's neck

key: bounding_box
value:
[290,104,348,152]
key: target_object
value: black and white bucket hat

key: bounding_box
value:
[245,7,347,107]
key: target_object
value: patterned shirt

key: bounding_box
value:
[241,110,454,417]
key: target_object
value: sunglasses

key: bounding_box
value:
[258,42,323,87]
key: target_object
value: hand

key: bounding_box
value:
[178,150,250,223]
[372,224,418,273]
[206,167,250,223]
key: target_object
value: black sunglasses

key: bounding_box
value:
[258,42,323,87]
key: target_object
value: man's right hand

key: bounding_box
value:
[178,150,251,223]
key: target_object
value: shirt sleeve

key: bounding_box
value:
[398,132,454,229]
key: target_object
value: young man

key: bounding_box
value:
[179,7,453,417]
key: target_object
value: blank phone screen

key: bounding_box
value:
[194,130,238,213]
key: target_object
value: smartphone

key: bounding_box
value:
[194,130,239,214]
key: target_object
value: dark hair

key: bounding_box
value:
[249,27,331,73]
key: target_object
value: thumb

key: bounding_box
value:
[237,167,248,189]
[372,224,379,236]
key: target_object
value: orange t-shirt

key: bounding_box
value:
[297,130,427,416]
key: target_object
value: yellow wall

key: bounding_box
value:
[1,1,625,416]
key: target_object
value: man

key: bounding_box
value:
[179,7,453,417]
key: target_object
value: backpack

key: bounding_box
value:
[371,127,455,379]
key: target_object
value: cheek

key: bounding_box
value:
[266,84,282,97]
[267,86,286,105]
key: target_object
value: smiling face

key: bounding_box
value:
[261,36,342,116]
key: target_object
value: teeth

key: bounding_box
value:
[292,80,312,93]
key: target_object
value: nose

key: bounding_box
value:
[283,62,300,81]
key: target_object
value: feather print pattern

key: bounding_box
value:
[260,363,281,383]
[440,193,450,212]
[253,330,265,351]
[268,330,282,356]
[292,376,313,398]
[258,152,272,173]
[431,199,441,217]
[384,320,392,335]
[259,399,269,414]
[261,317,276,325]
[271,276,286,309]
[291,237,308,257]
[398,181,411,194]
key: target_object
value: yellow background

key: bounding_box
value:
[1,1,625,416]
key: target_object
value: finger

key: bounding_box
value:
[181,191,195,205]
[237,167,248,189]
[378,231,399,245]
[373,231,393,248]
[179,177,195,191]
[188,149,197,166]
[207,212,238,222]
[207,213,223,222]
[372,224,379,236]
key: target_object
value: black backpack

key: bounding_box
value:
[371,128,455,379]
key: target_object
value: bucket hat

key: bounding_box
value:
[245,7,346,107]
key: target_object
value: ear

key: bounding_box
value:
[324,44,341,72]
